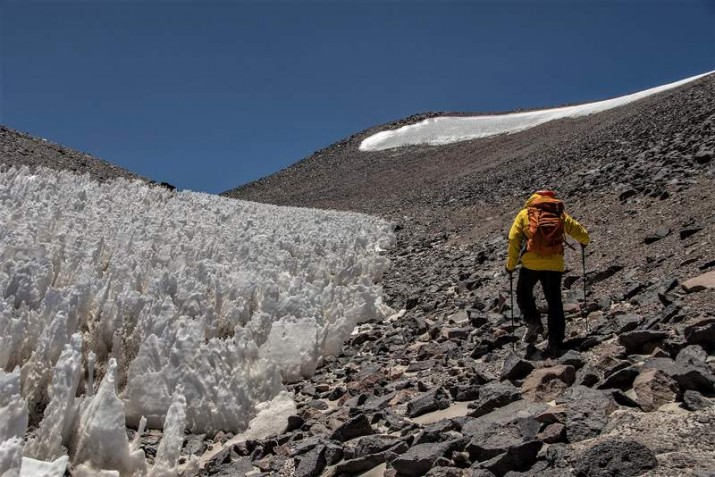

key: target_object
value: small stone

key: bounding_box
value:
[682,271,715,293]
[680,226,703,240]
[558,350,586,370]
[330,414,374,442]
[537,422,566,443]
[521,365,576,402]
[682,390,714,411]
[450,384,480,401]
[407,388,451,418]
[694,149,714,164]
[307,400,328,410]
[407,359,437,373]
[618,189,637,201]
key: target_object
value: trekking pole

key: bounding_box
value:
[509,270,515,350]
[581,244,589,333]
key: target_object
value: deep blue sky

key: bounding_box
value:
[1,1,713,193]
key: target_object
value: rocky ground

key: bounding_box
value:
[213,74,715,476]
[2,74,713,476]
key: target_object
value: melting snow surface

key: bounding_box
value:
[360,71,713,151]
[0,166,393,475]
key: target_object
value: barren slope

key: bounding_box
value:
[219,74,715,476]
[0,125,149,184]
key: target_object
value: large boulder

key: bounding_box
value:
[573,438,657,476]
[335,441,408,475]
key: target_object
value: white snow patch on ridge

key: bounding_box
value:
[360,71,714,151]
[0,166,393,474]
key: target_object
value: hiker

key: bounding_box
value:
[505,190,590,356]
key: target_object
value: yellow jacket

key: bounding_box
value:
[506,194,590,272]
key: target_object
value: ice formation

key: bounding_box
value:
[0,166,393,474]
[360,70,713,151]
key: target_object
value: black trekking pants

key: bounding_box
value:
[516,267,565,349]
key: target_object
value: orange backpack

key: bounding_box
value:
[526,196,565,255]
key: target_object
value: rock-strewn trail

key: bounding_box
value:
[2,74,713,476]
[213,74,715,476]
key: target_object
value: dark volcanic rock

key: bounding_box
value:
[209,456,254,477]
[353,435,404,457]
[500,353,536,381]
[573,439,657,476]
[618,330,669,354]
[462,400,548,439]
[556,386,617,443]
[477,440,543,475]
[294,445,326,477]
[330,414,374,442]
[575,365,601,388]
[597,366,639,390]
[407,388,452,418]
[558,350,586,370]
[684,318,715,351]
[521,365,576,402]
[390,439,465,477]
[642,357,715,394]
[682,390,714,411]
[632,368,678,412]
[468,382,520,417]
[676,345,708,368]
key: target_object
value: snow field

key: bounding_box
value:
[359,71,713,151]
[0,166,394,475]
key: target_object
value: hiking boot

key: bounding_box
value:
[522,322,544,344]
[544,345,564,359]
